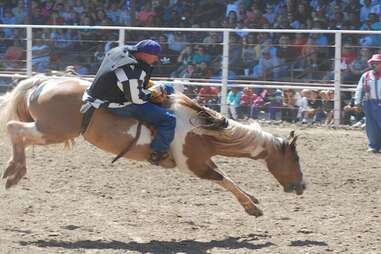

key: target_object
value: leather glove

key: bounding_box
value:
[139,89,152,101]
[163,83,175,95]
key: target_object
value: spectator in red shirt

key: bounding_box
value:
[47,11,65,25]
[292,33,308,56]
[341,44,357,79]
[137,2,156,27]
[197,85,220,111]
[240,87,254,119]
[41,1,54,20]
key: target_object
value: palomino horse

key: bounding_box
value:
[0,74,305,217]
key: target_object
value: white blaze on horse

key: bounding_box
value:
[0,74,305,217]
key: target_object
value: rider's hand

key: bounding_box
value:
[163,83,175,95]
[139,89,152,101]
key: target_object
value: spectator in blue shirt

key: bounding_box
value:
[0,31,9,58]
[1,8,17,38]
[11,0,27,24]
[227,87,242,120]
[192,45,211,65]
[359,13,381,47]
[360,0,373,23]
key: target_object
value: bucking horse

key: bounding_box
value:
[0,74,306,217]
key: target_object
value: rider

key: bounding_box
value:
[83,39,176,165]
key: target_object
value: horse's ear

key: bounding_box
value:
[288,130,297,146]
[289,135,298,146]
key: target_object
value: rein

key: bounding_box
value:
[111,122,142,163]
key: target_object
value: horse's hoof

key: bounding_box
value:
[159,157,177,169]
[5,176,17,189]
[4,166,26,189]
[6,180,13,189]
[247,193,259,204]
[3,161,17,178]
[245,206,263,217]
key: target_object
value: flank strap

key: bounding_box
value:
[111,122,142,163]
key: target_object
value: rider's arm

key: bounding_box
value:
[115,66,151,104]
[129,79,150,104]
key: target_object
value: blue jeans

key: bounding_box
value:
[107,102,176,153]
[363,100,381,151]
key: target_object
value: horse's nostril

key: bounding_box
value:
[284,184,295,193]
[285,182,305,193]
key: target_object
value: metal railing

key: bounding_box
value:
[1,24,381,125]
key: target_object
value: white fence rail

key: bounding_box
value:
[1,24,380,125]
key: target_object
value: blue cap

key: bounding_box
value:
[134,39,161,56]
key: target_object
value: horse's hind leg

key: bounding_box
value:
[3,121,47,188]
[193,160,263,217]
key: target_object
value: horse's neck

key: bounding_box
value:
[189,117,274,158]
[172,99,197,130]
[171,97,275,158]
[219,122,272,157]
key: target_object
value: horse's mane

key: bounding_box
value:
[272,136,289,153]
[174,93,228,129]
[173,93,272,153]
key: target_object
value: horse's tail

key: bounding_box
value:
[0,74,47,129]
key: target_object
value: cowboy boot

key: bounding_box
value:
[148,151,176,168]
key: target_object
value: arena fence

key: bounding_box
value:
[1,24,381,125]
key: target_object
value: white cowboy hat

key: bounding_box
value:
[368,54,381,64]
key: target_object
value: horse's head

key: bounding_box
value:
[265,130,306,195]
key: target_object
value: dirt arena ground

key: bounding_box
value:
[0,124,380,254]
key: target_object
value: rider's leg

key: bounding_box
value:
[107,103,176,164]
[135,103,176,164]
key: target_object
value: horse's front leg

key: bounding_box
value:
[192,160,263,217]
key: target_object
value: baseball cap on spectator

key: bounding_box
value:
[368,54,381,64]
[134,39,161,56]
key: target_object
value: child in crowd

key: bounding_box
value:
[320,90,335,125]
[250,88,269,119]
[297,89,311,123]
[227,87,242,120]
[239,87,254,119]
[196,85,220,111]
[305,89,324,124]
[267,89,283,120]
[282,88,298,122]
[343,96,365,126]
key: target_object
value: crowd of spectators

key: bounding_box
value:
[223,87,336,124]
[0,0,380,125]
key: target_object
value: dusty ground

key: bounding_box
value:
[0,125,380,254]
